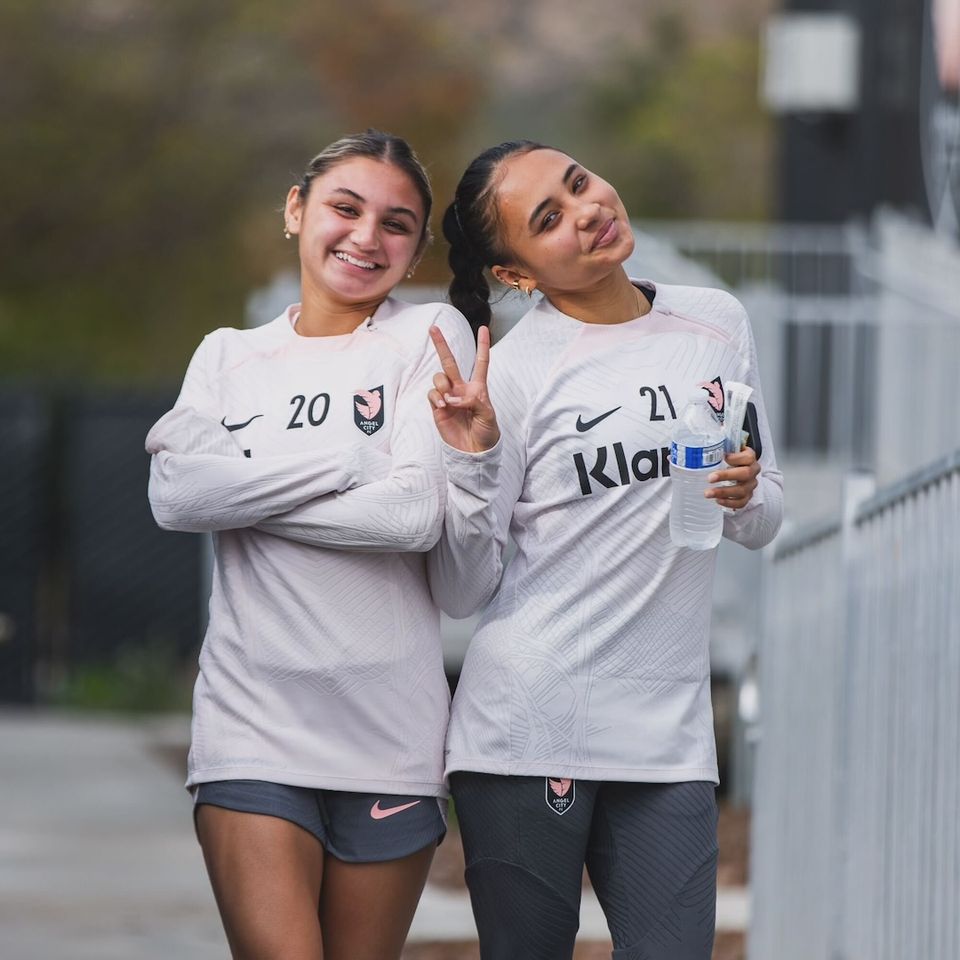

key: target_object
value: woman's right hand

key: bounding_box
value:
[428,324,500,453]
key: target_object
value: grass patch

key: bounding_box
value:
[51,640,193,713]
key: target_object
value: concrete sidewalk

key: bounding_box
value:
[0,710,225,960]
[0,711,748,958]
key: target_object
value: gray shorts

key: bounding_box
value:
[194,779,447,863]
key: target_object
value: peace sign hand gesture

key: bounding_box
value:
[428,325,500,453]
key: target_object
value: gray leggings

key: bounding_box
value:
[449,774,718,960]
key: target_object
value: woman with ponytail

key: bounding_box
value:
[427,141,783,959]
[146,130,474,959]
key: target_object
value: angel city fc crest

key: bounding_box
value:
[353,386,384,435]
[545,777,575,815]
[698,375,725,424]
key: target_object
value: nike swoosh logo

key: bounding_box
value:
[575,406,621,432]
[221,414,264,432]
[370,799,422,820]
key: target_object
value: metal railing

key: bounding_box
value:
[635,219,880,468]
[638,214,960,480]
[748,453,960,960]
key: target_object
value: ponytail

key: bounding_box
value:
[443,203,492,335]
[444,139,549,341]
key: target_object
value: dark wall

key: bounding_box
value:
[0,390,50,701]
[64,392,203,666]
[0,387,202,702]
[778,0,928,223]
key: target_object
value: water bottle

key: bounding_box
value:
[669,392,725,550]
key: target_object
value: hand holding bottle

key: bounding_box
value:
[705,447,760,509]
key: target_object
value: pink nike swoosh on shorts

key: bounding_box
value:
[370,799,422,820]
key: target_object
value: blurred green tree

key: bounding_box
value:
[294,0,484,272]
[0,0,769,384]
[0,0,483,382]
[576,11,773,222]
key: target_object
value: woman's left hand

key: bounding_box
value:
[706,447,760,510]
[428,324,500,453]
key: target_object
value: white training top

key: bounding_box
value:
[429,282,783,784]
[146,297,475,797]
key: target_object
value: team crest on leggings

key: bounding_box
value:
[545,777,575,815]
[354,386,384,435]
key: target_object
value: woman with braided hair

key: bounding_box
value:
[426,140,783,959]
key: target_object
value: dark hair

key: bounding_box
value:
[295,129,433,253]
[442,140,550,336]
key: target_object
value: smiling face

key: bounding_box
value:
[491,149,635,296]
[285,156,426,310]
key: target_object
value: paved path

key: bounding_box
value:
[0,711,225,960]
[410,884,749,941]
[0,710,748,958]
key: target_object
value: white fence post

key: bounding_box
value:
[829,471,875,960]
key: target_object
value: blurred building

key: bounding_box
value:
[746,6,960,956]
[642,0,960,801]
[748,0,960,506]
[762,0,959,236]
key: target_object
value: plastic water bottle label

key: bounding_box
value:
[670,438,725,469]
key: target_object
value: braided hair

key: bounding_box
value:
[442,140,549,337]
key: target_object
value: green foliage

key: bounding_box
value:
[51,640,194,713]
[0,0,484,383]
[0,0,770,385]
[577,12,773,221]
